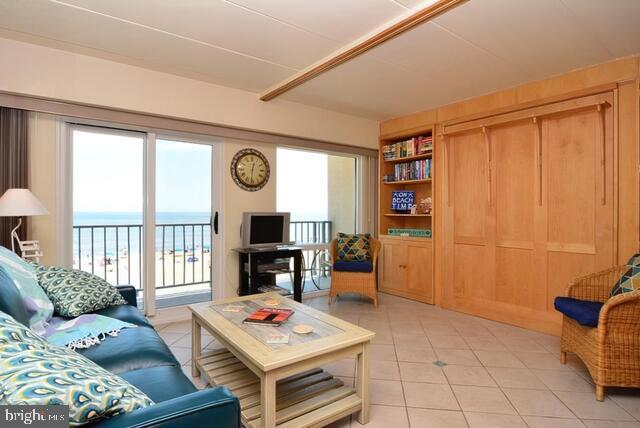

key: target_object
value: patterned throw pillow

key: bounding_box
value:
[31,264,126,318]
[336,233,372,262]
[610,252,640,297]
[0,246,54,334]
[0,310,49,359]
[0,347,153,426]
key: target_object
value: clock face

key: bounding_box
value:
[231,149,270,191]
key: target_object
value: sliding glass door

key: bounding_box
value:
[72,127,146,292]
[276,147,358,292]
[155,138,213,308]
[71,125,219,313]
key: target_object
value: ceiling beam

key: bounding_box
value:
[259,0,467,102]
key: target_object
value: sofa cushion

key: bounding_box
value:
[76,326,179,375]
[0,265,31,326]
[336,233,371,262]
[92,304,153,328]
[31,264,126,317]
[554,297,604,327]
[333,260,373,273]
[120,366,197,403]
[0,346,153,426]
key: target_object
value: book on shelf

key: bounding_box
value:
[383,135,432,160]
[243,308,294,326]
[383,158,432,182]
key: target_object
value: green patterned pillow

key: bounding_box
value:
[31,264,126,318]
[610,253,640,297]
[336,233,372,262]
[0,310,49,359]
[0,346,153,426]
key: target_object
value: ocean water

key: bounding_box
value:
[73,212,212,258]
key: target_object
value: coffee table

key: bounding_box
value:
[189,293,374,428]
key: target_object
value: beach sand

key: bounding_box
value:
[73,250,212,295]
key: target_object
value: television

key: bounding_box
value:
[241,212,291,248]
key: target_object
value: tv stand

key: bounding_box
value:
[233,246,303,302]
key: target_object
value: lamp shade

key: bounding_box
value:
[0,189,49,217]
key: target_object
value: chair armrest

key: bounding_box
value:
[565,265,628,303]
[117,285,138,307]
[599,289,640,337]
[371,240,381,272]
[91,387,240,428]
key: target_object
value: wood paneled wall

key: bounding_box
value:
[380,56,640,335]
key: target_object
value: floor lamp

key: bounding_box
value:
[0,188,49,260]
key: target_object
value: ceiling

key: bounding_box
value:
[0,0,639,120]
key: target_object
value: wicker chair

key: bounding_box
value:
[328,238,381,307]
[560,265,640,401]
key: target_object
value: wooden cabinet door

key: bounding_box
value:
[449,130,495,302]
[380,239,407,292]
[543,107,615,310]
[492,121,543,310]
[406,243,433,303]
[442,95,615,334]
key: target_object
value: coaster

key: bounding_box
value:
[263,298,281,307]
[266,332,290,344]
[293,324,314,334]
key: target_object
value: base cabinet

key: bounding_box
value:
[379,236,433,304]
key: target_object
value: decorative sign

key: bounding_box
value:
[391,191,415,212]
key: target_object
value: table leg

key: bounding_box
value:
[356,342,370,424]
[293,251,303,302]
[191,317,202,377]
[261,371,277,428]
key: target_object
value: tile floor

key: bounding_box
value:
[157,293,640,428]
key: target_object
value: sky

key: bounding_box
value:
[73,130,211,213]
[276,147,328,221]
[72,130,328,220]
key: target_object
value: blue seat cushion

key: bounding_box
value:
[76,326,179,374]
[333,260,373,273]
[554,297,604,327]
[120,366,197,403]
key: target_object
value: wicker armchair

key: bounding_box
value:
[328,238,381,307]
[560,265,640,401]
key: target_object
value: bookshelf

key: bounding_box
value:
[379,128,434,238]
[378,127,435,304]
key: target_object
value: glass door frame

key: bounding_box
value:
[61,120,223,317]
[150,133,223,314]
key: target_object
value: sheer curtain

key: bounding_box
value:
[0,107,29,249]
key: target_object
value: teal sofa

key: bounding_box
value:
[0,265,240,427]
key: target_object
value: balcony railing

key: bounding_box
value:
[72,220,332,292]
[73,223,211,291]
[290,220,332,244]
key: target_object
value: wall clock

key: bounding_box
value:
[230,148,270,191]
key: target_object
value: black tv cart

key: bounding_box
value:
[233,246,303,302]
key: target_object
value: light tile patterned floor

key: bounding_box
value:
[157,293,640,428]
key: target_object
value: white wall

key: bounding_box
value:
[221,139,276,298]
[0,37,378,149]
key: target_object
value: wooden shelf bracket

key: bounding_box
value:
[482,126,492,207]
[597,104,606,205]
[533,117,543,206]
